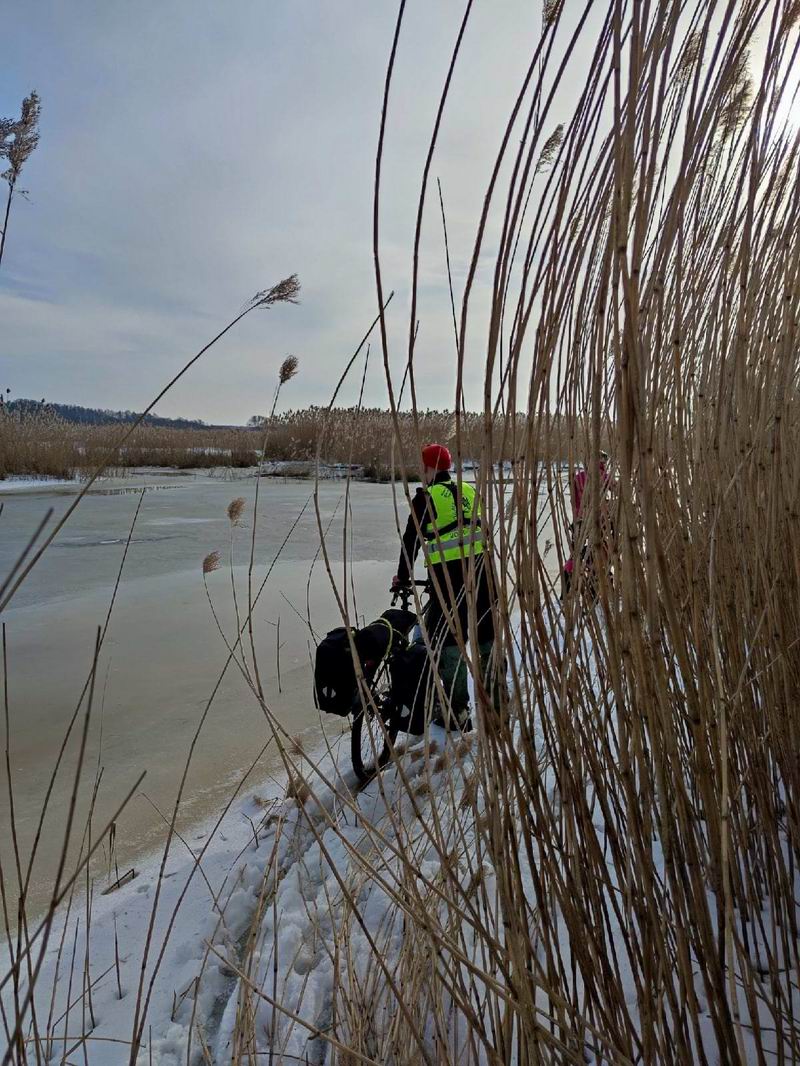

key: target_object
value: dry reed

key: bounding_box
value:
[227,1,800,1062]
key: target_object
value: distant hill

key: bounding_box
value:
[3,398,212,430]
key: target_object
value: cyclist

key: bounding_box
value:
[391,444,495,726]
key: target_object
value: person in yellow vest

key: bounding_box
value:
[391,443,495,726]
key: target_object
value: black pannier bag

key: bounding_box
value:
[313,627,358,715]
[389,641,436,736]
[379,608,417,637]
[314,610,416,717]
[353,610,417,677]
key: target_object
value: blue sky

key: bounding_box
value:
[0,2,566,423]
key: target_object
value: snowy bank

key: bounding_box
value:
[3,630,799,1063]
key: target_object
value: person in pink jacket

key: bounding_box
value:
[563,451,611,595]
[571,452,610,520]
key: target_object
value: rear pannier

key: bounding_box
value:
[389,641,435,735]
[313,627,358,716]
[313,609,416,716]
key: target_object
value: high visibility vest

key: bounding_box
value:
[422,479,484,566]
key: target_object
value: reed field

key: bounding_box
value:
[256,407,571,473]
[0,409,259,480]
[0,406,569,482]
[3,0,800,1063]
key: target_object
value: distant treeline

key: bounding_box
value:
[3,398,210,431]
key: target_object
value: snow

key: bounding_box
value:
[0,769,280,1061]
[0,476,82,493]
[3,619,799,1063]
[258,461,363,480]
[0,719,476,1063]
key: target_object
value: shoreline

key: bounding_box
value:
[0,458,536,494]
[3,718,336,929]
[0,478,405,921]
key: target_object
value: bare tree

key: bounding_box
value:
[0,90,41,269]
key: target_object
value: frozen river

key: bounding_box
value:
[0,470,410,915]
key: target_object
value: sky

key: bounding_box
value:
[0,1,556,425]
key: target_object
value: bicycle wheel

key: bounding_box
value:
[351,666,398,782]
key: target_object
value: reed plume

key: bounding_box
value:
[248,274,301,312]
[535,124,564,174]
[279,355,299,384]
[542,0,562,29]
[227,497,246,526]
[1,91,40,181]
[676,31,703,85]
[0,90,41,268]
[202,550,221,575]
[719,52,753,142]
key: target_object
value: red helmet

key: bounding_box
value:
[421,443,452,471]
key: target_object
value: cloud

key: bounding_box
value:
[0,1,550,422]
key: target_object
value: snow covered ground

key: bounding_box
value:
[0,729,343,1064]
[0,723,472,1064]
[3,620,799,1063]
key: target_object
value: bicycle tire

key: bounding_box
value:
[351,708,398,782]
[351,667,398,782]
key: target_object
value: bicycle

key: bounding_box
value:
[350,579,429,782]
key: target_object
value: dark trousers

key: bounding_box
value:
[425,556,495,648]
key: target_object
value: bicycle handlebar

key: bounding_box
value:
[390,579,429,607]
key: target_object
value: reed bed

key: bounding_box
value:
[0,409,259,479]
[0,406,572,483]
[258,407,572,475]
[3,0,800,1063]
[221,0,800,1061]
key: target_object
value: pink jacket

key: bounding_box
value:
[572,462,609,520]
